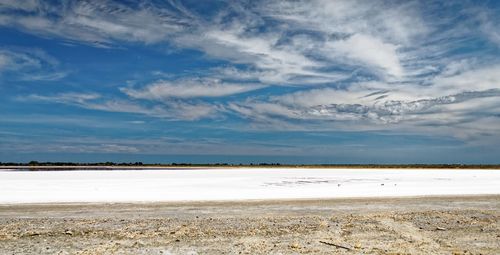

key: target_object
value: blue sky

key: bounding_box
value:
[0,0,499,164]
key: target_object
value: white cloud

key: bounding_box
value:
[0,0,38,11]
[262,0,429,43]
[475,8,500,47]
[19,71,69,81]
[27,92,101,104]
[432,64,500,94]
[64,2,185,44]
[175,26,335,86]
[0,50,40,72]
[122,78,264,99]
[327,34,403,78]
[229,64,500,139]
[56,143,140,153]
[0,0,485,86]
[275,87,373,108]
[0,48,67,81]
[26,92,220,121]
[86,99,219,121]
[0,1,192,47]
[0,1,414,84]
[0,53,7,70]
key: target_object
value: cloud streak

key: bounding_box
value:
[122,78,264,99]
[26,92,221,121]
[0,1,197,48]
[0,48,67,81]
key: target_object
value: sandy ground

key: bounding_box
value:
[0,195,499,254]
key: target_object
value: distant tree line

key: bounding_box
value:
[0,161,499,169]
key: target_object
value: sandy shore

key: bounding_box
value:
[1,195,499,254]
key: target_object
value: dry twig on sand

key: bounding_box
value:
[319,240,351,250]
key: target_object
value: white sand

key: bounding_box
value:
[0,168,499,204]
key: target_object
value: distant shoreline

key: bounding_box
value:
[1,164,500,170]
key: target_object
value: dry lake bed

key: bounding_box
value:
[0,168,499,203]
[0,168,499,254]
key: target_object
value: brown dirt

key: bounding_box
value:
[0,196,499,254]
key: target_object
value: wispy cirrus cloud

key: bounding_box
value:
[0,0,38,12]
[0,0,193,47]
[121,78,264,99]
[229,64,500,138]
[472,6,500,48]
[324,34,403,78]
[0,48,68,81]
[0,0,421,84]
[25,92,220,121]
[0,0,494,86]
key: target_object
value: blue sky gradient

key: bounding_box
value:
[0,0,499,163]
